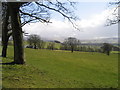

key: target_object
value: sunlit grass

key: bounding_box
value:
[2,46,118,88]
[111,51,120,54]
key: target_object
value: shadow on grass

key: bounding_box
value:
[0,62,15,65]
[0,56,15,65]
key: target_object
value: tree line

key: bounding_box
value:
[26,34,119,56]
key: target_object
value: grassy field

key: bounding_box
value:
[111,51,120,54]
[2,46,118,88]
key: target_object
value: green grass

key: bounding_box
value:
[43,42,61,49]
[2,46,118,88]
[111,51,120,54]
[24,41,61,49]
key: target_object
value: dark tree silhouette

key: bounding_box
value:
[8,2,26,64]
[27,34,44,49]
[47,42,55,50]
[101,43,112,56]
[2,3,9,57]
[1,3,12,57]
[63,37,80,53]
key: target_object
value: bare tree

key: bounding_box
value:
[20,1,78,28]
[27,34,43,49]
[47,42,55,50]
[106,1,120,26]
[8,2,26,64]
[63,37,80,53]
[1,2,12,57]
[37,40,45,49]
[101,43,112,56]
[2,0,78,64]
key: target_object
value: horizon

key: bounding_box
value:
[22,36,119,44]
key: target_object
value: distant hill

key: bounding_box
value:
[24,36,119,45]
[42,37,119,44]
[80,38,119,44]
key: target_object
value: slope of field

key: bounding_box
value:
[2,46,118,88]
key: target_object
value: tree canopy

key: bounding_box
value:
[101,43,113,56]
[63,37,80,53]
[27,34,44,49]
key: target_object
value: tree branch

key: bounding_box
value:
[19,9,50,23]
[21,19,38,27]
[35,2,79,30]
[35,2,75,20]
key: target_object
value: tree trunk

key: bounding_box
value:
[2,6,9,57]
[8,3,25,64]
[71,46,74,53]
[34,44,37,49]
[2,35,9,57]
[107,51,110,56]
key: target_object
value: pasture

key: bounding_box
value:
[2,46,118,88]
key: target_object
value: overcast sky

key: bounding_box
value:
[22,1,118,41]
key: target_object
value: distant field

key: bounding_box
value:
[2,46,118,88]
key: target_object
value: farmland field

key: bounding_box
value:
[2,46,118,88]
